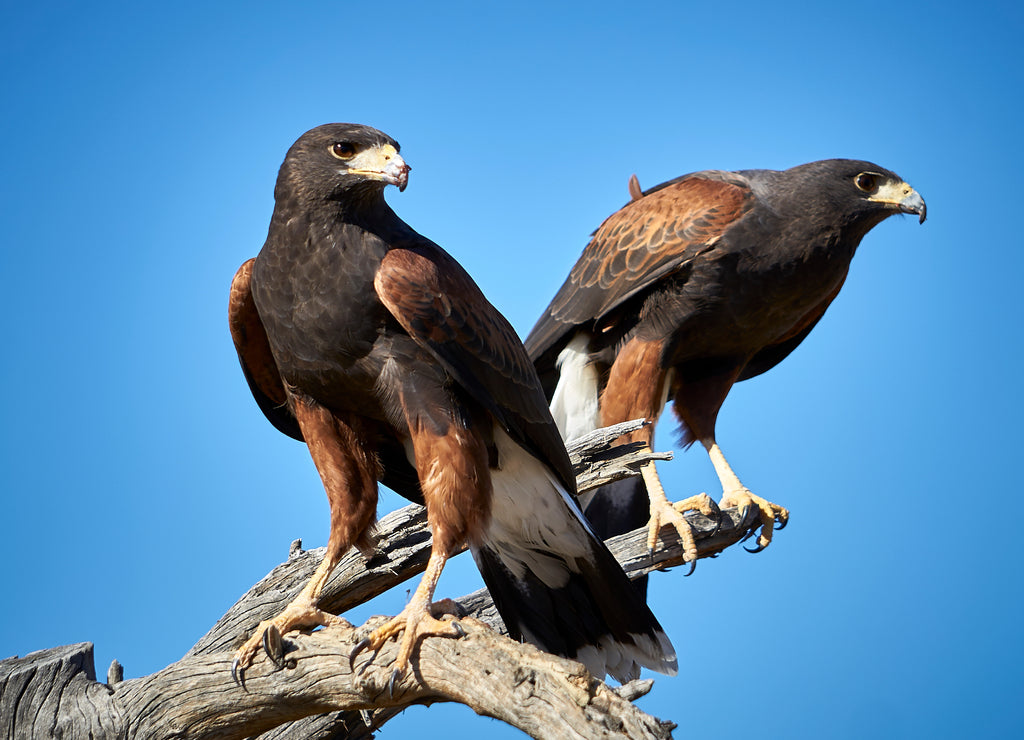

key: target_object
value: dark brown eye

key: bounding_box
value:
[331,142,356,160]
[854,172,878,192]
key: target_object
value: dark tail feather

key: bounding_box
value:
[473,532,676,683]
[584,476,652,599]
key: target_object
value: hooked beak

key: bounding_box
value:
[870,180,926,224]
[349,144,411,192]
[899,188,926,224]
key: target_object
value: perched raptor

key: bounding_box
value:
[228,123,676,683]
[525,159,926,570]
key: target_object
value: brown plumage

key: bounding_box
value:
[525,159,926,575]
[228,123,676,683]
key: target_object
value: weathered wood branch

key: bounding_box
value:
[1,421,764,740]
[2,623,674,740]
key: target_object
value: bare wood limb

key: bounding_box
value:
[186,420,757,739]
[567,419,673,494]
[190,422,757,739]
[3,620,674,740]
[2,421,766,739]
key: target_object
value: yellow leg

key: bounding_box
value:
[641,452,720,565]
[707,442,789,551]
[351,543,465,677]
[232,549,353,682]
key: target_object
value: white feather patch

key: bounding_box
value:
[482,427,594,588]
[549,332,601,443]
[399,420,679,682]
[577,628,679,682]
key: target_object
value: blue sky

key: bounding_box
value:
[2,1,1021,737]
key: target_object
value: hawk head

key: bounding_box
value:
[766,158,926,227]
[277,123,410,206]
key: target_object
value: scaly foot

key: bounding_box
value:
[642,461,720,573]
[232,595,351,684]
[721,487,789,552]
[349,600,465,682]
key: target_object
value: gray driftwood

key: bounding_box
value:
[1,420,764,740]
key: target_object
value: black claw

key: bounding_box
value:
[349,638,370,672]
[231,657,245,688]
[263,625,285,670]
[744,541,767,554]
[682,559,696,577]
[355,639,385,677]
[388,668,401,697]
[452,621,466,638]
[709,514,722,538]
[703,499,723,537]
[775,516,788,531]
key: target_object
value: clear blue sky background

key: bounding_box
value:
[3,2,1021,738]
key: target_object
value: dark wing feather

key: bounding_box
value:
[228,259,303,441]
[375,244,575,493]
[524,172,754,363]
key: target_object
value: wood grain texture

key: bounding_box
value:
[1,421,765,740]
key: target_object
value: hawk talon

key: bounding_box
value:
[678,494,722,538]
[682,559,696,577]
[230,657,245,688]
[349,637,374,673]
[262,624,285,670]
[723,487,786,554]
[705,503,723,537]
[646,487,710,565]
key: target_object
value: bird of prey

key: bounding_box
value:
[227,123,676,683]
[525,159,926,568]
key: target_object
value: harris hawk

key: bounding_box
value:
[227,123,676,683]
[525,159,926,571]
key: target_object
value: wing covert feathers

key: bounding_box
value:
[525,173,752,362]
[559,174,751,323]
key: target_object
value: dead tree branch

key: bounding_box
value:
[1,420,763,740]
[2,622,674,740]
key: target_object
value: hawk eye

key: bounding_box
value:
[331,142,357,160]
[854,172,879,192]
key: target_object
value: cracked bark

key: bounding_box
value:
[1,421,764,740]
